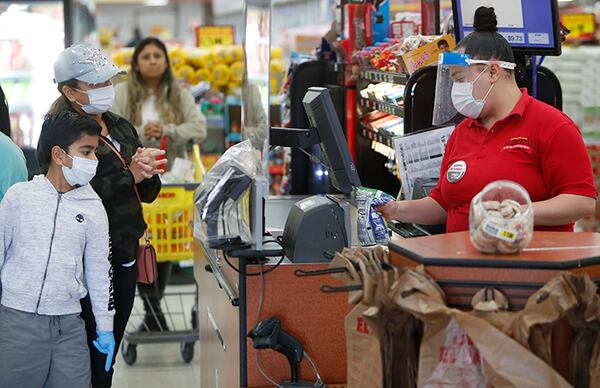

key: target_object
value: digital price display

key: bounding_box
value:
[452,0,561,56]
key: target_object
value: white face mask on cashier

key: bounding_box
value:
[451,65,494,119]
[62,151,99,187]
[75,84,115,115]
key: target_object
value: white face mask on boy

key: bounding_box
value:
[62,151,98,187]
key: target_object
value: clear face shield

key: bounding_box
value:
[432,52,516,125]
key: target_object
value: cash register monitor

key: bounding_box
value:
[452,0,561,56]
[302,87,361,194]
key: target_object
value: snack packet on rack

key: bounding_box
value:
[356,187,395,246]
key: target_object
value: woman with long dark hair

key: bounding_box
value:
[113,37,205,331]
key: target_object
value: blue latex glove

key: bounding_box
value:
[93,331,115,372]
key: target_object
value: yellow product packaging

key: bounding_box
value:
[270,78,280,95]
[112,48,134,66]
[213,45,232,65]
[223,46,237,64]
[198,53,216,70]
[195,68,211,82]
[229,61,243,84]
[401,34,455,74]
[187,72,200,85]
[168,48,186,67]
[271,47,282,60]
[270,59,285,75]
[211,64,231,87]
[234,45,243,61]
[174,64,194,81]
[184,48,205,68]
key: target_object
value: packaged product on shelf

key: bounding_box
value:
[211,63,231,87]
[364,110,390,122]
[400,34,455,74]
[365,43,404,72]
[229,61,243,84]
[360,34,455,74]
[360,82,405,105]
[370,115,403,132]
[383,84,405,102]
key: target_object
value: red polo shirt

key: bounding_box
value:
[429,89,597,233]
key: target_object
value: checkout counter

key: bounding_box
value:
[195,221,600,387]
[194,196,361,387]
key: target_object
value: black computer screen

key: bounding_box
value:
[302,87,361,193]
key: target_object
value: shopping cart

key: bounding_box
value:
[121,184,200,365]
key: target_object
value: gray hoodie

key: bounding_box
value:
[0,175,114,331]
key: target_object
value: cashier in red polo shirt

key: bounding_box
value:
[377,6,597,232]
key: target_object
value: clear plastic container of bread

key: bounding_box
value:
[469,180,533,254]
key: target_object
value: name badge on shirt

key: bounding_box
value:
[447,160,467,183]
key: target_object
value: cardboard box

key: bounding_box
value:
[401,34,455,74]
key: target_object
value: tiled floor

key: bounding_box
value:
[113,342,201,388]
[112,342,201,388]
[112,284,201,388]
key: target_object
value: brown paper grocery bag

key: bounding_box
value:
[362,251,421,388]
[391,268,572,388]
[328,250,364,304]
[468,273,600,387]
[345,304,383,388]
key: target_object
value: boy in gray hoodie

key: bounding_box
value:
[0,111,115,388]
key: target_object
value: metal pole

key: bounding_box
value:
[63,0,73,47]
[239,258,248,387]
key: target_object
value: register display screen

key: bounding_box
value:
[453,0,561,55]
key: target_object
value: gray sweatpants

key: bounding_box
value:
[0,305,91,388]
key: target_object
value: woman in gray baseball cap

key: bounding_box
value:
[45,43,166,387]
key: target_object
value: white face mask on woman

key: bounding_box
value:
[75,84,115,115]
[62,151,99,187]
[451,65,494,119]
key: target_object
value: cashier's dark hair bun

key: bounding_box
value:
[473,7,498,32]
[457,6,515,69]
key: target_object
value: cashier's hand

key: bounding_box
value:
[130,147,167,183]
[143,121,163,140]
[374,201,400,221]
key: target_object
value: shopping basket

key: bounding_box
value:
[122,184,199,365]
[141,185,196,262]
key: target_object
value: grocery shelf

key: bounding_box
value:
[359,70,408,85]
[359,97,404,117]
[359,121,397,148]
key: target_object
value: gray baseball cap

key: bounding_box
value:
[54,44,126,84]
